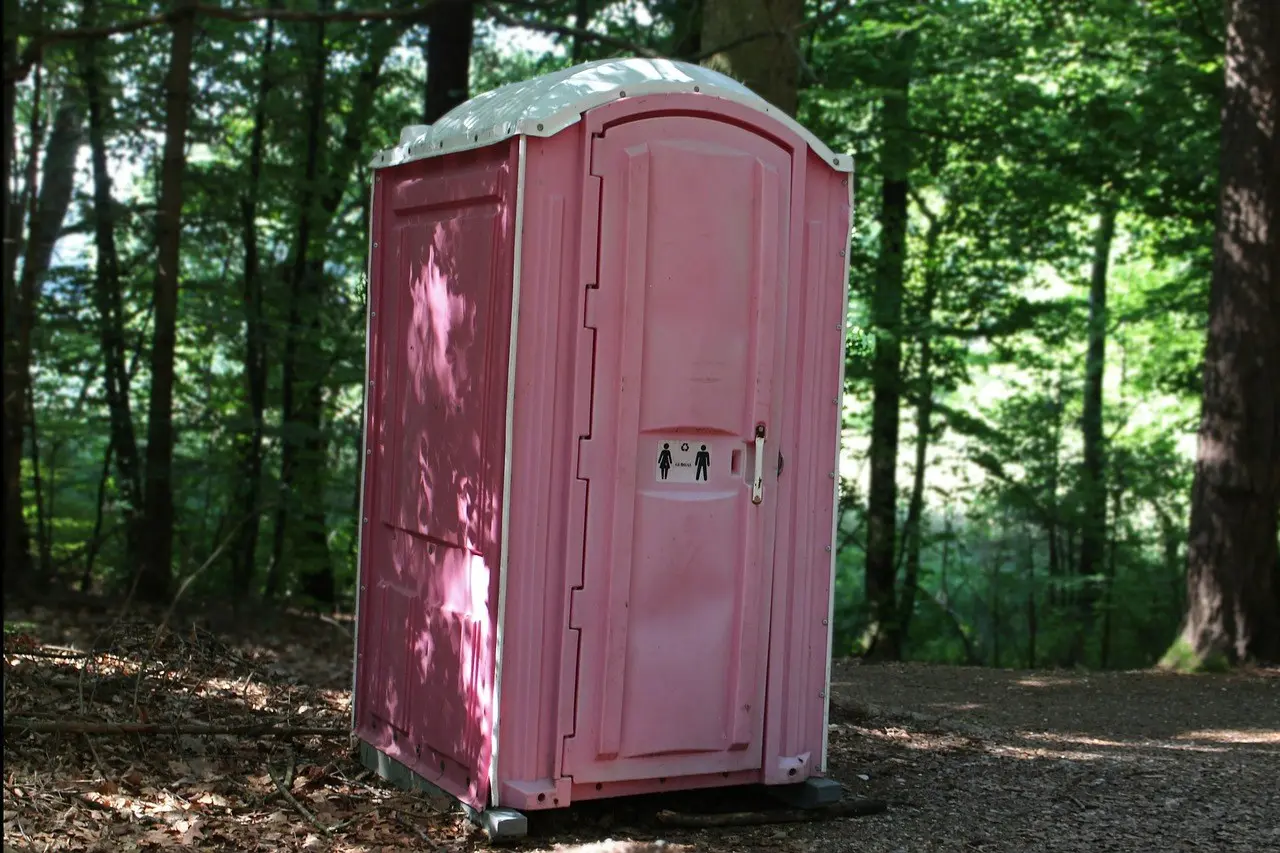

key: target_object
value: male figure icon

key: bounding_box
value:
[694,444,710,481]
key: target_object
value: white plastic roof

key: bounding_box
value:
[371,57,852,172]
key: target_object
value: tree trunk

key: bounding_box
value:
[139,0,197,602]
[1074,197,1117,665]
[891,201,945,656]
[572,0,591,60]
[231,10,278,598]
[5,78,84,590]
[1165,0,1280,668]
[81,438,114,591]
[267,11,329,602]
[81,6,144,572]
[861,30,916,661]
[267,17,405,604]
[701,0,803,115]
[2,57,38,590]
[423,0,473,123]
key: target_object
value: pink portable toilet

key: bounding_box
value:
[352,57,853,837]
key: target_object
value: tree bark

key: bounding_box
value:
[267,9,329,602]
[2,54,38,590]
[80,2,144,571]
[5,77,84,590]
[1166,0,1280,667]
[231,9,277,598]
[266,17,406,604]
[862,29,916,661]
[701,0,802,115]
[892,201,945,655]
[423,0,472,123]
[1073,197,1117,665]
[139,0,197,602]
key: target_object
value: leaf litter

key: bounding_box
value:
[4,597,1277,852]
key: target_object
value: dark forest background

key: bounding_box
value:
[3,0,1277,672]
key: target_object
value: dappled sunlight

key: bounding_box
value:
[1176,728,1280,745]
[1013,676,1079,689]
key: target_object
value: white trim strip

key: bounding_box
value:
[822,164,855,773]
[490,135,528,807]
[351,176,377,734]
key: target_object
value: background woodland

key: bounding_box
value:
[3,0,1277,672]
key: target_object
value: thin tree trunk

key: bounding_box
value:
[81,6,144,571]
[1166,0,1280,667]
[139,0,197,602]
[892,201,946,655]
[701,0,803,115]
[231,9,277,598]
[1074,197,1117,665]
[423,0,473,123]
[1025,526,1037,668]
[861,29,916,661]
[267,10,330,601]
[25,380,50,576]
[572,0,590,60]
[267,16,406,604]
[2,60,40,589]
[1046,369,1064,608]
[81,439,114,591]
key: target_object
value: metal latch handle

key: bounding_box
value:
[752,424,766,504]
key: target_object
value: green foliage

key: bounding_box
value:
[7,0,1227,667]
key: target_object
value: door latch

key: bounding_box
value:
[752,424,766,504]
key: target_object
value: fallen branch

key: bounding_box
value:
[4,719,346,738]
[656,798,888,828]
[268,763,332,835]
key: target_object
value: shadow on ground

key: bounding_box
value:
[4,595,1278,852]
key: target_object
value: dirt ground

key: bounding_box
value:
[4,598,1277,852]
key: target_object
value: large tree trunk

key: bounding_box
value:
[1073,197,1117,665]
[862,30,916,661]
[1165,0,1280,668]
[4,76,83,591]
[423,0,472,123]
[81,5,145,572]
[701,0,802,115]
[139,0,197,602]
[231,12,278,598]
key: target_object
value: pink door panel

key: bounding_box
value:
[566,116,792,784]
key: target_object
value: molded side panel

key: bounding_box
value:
[354,141,520,811]
[493,127,589,811]
[760,150,850,784]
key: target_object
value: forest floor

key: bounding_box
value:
[3,596,1278,853]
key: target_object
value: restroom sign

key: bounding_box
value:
[655,439,711,483]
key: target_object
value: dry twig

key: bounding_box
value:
[5,719,345,738]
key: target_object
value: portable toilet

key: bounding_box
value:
[352,57,853,836]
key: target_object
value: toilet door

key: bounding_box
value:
[564,115,792,784]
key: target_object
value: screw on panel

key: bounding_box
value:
[619,90,626,97]
[363,517,369,524]
[367,449,372,455]
[832,398,838,404]
[371,311,376,317]
[828,471,836,479]
[839,249,846,257]
[537,123,544,131]
[372,242,378,248]
[694,86,701,92]
[825,545,832,552]
[820,691,826,698]
[822,618,829,626]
